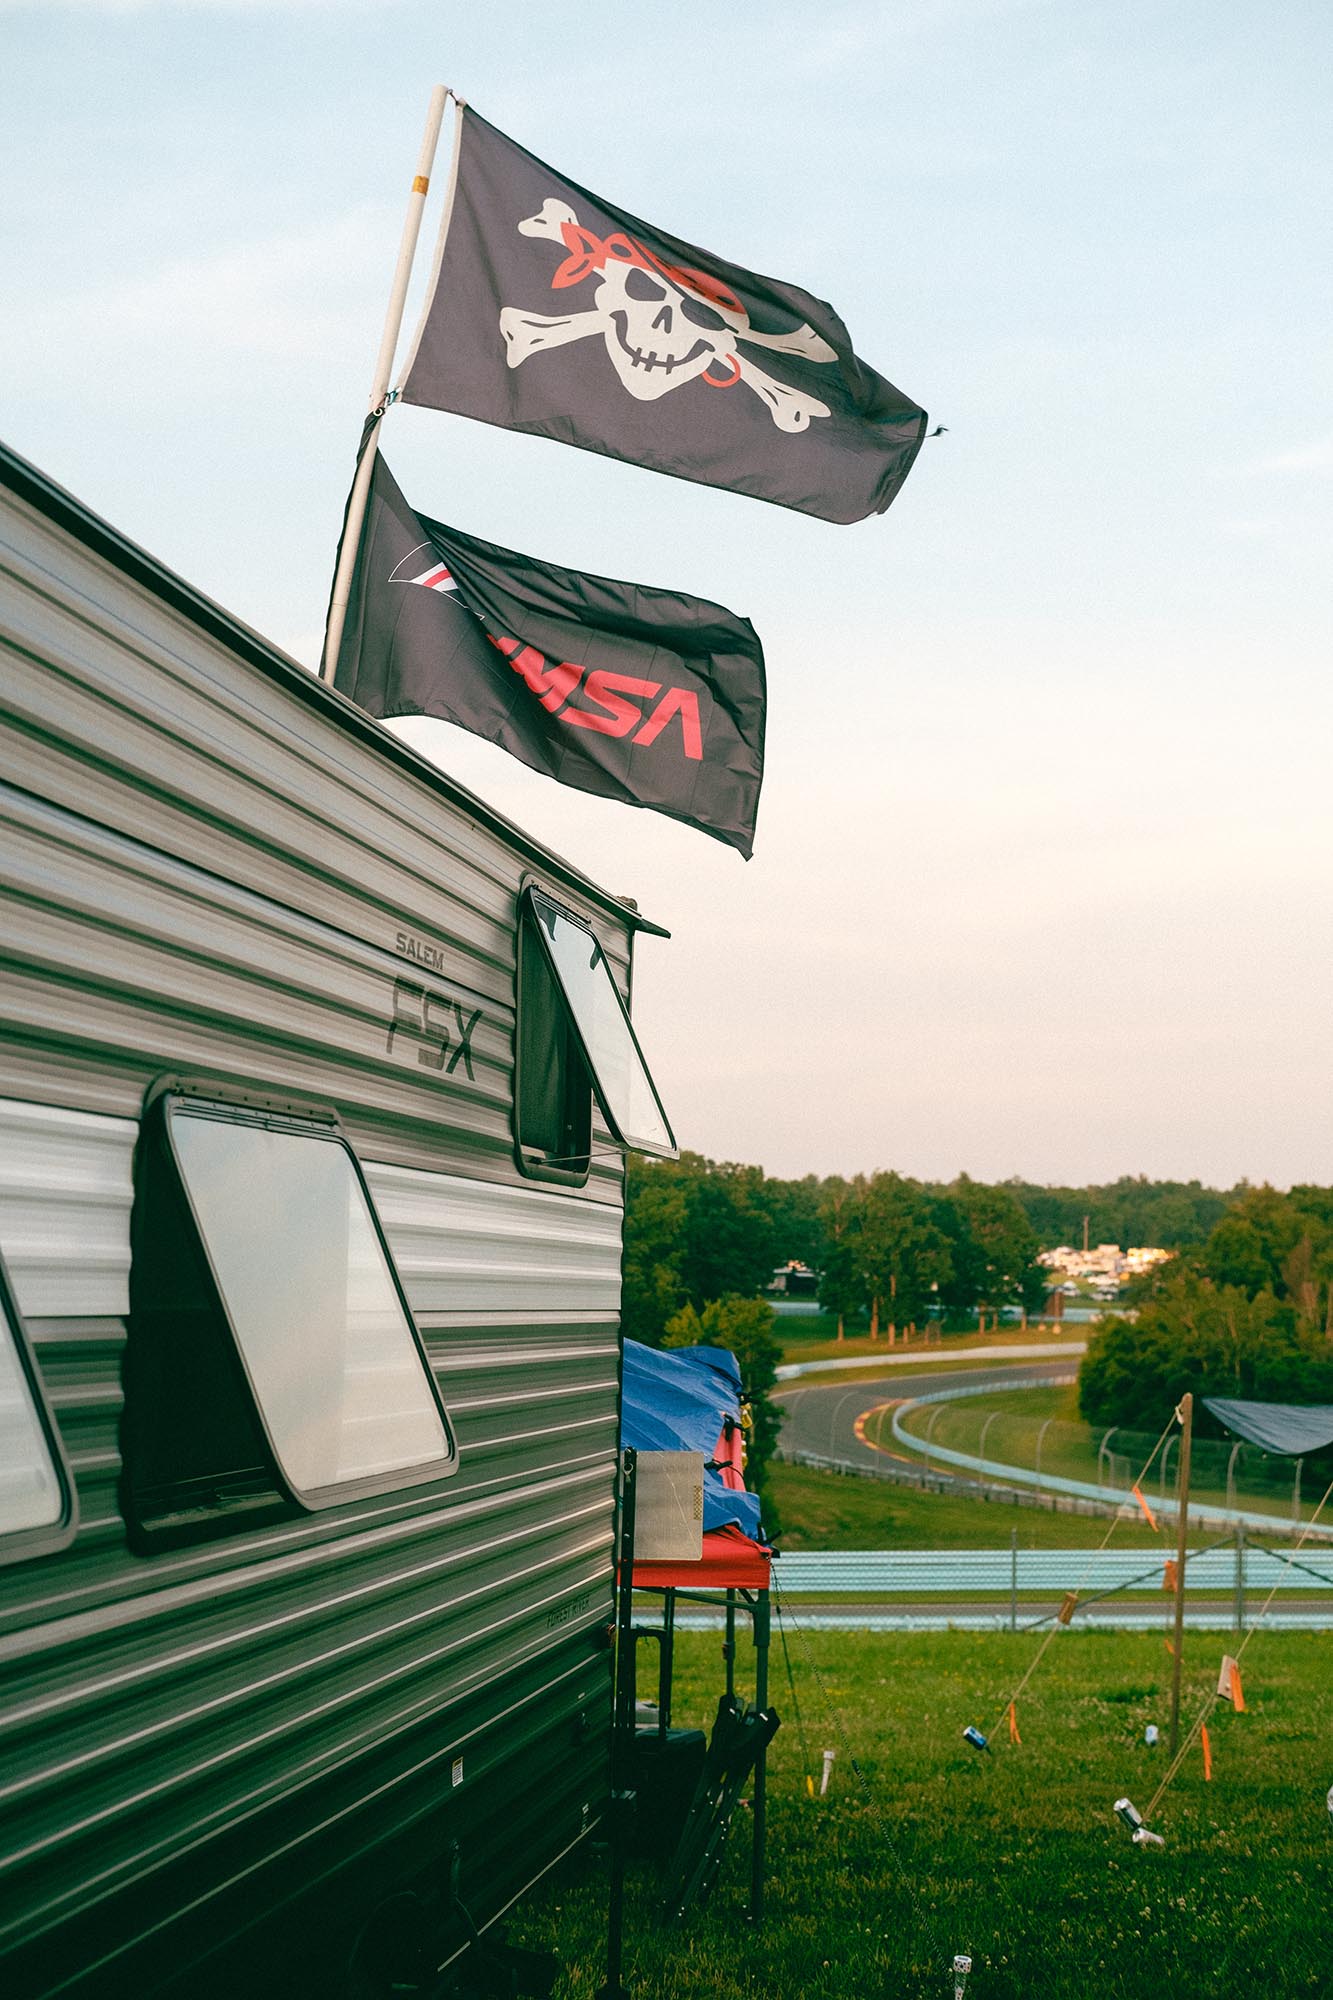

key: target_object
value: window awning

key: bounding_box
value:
[1203,1396,1333,1457]
[526,887,676,1158]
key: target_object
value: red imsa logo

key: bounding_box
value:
[490,635,704,760]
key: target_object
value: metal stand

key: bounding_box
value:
[632,1579,774,1925]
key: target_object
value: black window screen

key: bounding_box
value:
[524,889,675,1159]
[515,908,593,1183]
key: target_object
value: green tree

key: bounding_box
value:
[753,1172,826,1273]
[679,1159,775,1307]
[817,1175,866,1338]
[620,1155,688,1346]
[1077,1271,1333,1434]
[946,1175,1044,1326]
[858,1172,952,1338]
[1202,1186,1307,1298]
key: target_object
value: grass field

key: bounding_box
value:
[510,1628,1333,1998]
[896,1383,1101,1486]
[767,1460,1164,1551]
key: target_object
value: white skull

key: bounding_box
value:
[499,196,837,430]
[590,257,736,402]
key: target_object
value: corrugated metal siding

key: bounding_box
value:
[0,1100,134,1320]
[0,462,646,1996]
[0,1099,622,1331]
[368,1159,623,1326]
[0,479,634,1193]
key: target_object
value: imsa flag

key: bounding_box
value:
[399,107,927,526]
[330,442,766,857]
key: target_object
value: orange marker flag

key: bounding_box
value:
[1009,1701,1021,1745]
[1201,1724,1213,1781]
[1162,1558,1178,1593]
[1164,1639,1175,1658]
[1057,1591,1079,1626]
[1230,1661,1246,1712]
[1132,1484,1159,1531]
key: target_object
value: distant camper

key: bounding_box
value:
[0,443,676,1999]
[768,1261,819,1299]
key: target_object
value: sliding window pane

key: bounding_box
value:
[170,1109,451,1498]
[0,1305,63,1536]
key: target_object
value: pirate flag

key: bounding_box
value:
[330,440,766,857]
[398,107,927,526]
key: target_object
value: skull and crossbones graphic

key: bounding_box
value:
[498,198,837,432]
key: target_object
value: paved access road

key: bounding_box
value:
[776,1361,1073,1474]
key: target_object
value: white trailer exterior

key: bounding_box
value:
[0,442,671,1998]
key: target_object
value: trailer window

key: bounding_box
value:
[0,1251,74,1562]
[127,1091,456,1534]
[523,889,677,1160]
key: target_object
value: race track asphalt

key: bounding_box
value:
[776,1361,1074,1474]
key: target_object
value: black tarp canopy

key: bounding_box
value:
[1203,1396,1333,1457]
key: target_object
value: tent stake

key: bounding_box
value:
[1169,1394,1193,1758]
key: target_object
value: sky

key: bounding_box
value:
[3,0,1331,1189]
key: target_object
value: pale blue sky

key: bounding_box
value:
[3,1,1331,1186]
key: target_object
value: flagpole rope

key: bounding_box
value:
[988,1412,1178,1739]
[1142,1470,1333,1824]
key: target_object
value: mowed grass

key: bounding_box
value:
[510,1629,1333,1998]
[767,1460,1164,1551]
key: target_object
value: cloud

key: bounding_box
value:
[800,0,1050,66]
[0,1,398,12]
[1258,434,1333,474]
[5,206,395,373]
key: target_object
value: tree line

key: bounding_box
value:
[622,1156,1246,1353]
[621,1153,1071,1348]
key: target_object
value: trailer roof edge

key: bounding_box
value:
[0,438,669,941]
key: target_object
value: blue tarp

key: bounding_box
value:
[1203,1396,1333,1458]
[621,1340,763,1538]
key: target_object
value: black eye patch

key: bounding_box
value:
[679,293,727,331]
[623,265,667,302]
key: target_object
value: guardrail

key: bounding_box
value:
[774,1547,1333,1595]
[889,1379,1333,1538]
[777,1446,1131,1523]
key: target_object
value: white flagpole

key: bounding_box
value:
[321,83,451,683]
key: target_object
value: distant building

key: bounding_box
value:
[1037,1244,1173,1291]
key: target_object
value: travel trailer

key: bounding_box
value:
[0,441,676,1997]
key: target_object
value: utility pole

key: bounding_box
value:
[1082,1214,1090,1255]
[1169,1393,1194,1758]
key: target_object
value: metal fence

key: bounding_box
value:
[775,1546,1333,1595]
[885,1384,1333,1535]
